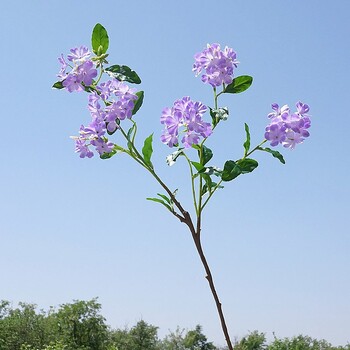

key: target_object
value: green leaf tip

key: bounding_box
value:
[52,81,64,89]
[92,23,109,55]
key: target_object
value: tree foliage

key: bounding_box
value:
[183,325,216,350]
[111,320,160,350]
[54,299,109,349]
[234,331,266,350]
[0,299,349,350]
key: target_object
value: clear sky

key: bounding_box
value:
[1,0,349,347]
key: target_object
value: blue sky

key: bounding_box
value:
[1,0,349,346]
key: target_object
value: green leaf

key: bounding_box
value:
[243,123,250,156]
[258,147,286,164]
[84,85,95,93]
[209,107,219,128]
[236,158,259,173]
[127,125,135,140]
[191,161,204,172]
[100,152,113,160]
[221,160,241,182]
[146,197,172,212]
[52,81,64,89]
[200,173,213,191]
[203,181,224,195]
[202,185,208,196]
[105,65,141,84]
[221,158,258,181]
[126,124,136,151]
[202,145,213,165]
[91,23,109,55]
[132,91,144,115]
[157,193,172,205]
[224,75,253,94]
[142,133,154,168]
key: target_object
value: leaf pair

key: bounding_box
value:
[92,23,142,84]
[147,192,174,212]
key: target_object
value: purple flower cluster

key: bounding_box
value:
[265,102,311,149]
[57,46,98,92]
[73,80,138,158]
[161,97,212,148]
[193,43,239,87]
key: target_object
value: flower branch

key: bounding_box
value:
[53,24,312,350]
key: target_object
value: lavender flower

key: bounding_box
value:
[161,97,212,148]
[161,131,179,148]
[104,81,138,125]
[74,139,93,158]
[193,43,239,87]
[57,54,68,80]
[72,79,138,158]
[97,81,112,100]
[77,60,98,86]
[57,46,97,93]
[265,102,311,149]
[62,74,85,93]
[91,138,115,154]
[67,46,91,63]
[264,123,286,147]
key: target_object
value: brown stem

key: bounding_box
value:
[146,169,233,349]
[192,233,233,350]
[183,215,234,350]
